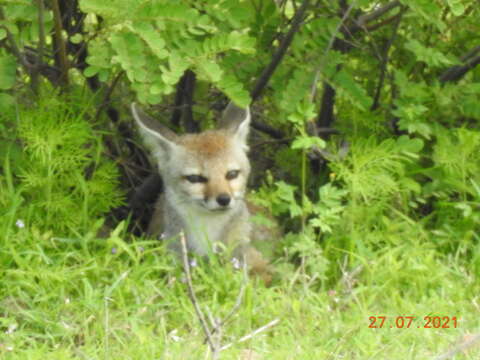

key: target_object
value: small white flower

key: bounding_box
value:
[15,219,25,229]
[189,259,197,267]
[169,329,182,342]
[5,324,17,334]
[231,257,241,270]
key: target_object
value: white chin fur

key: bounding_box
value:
[202,199,236,212]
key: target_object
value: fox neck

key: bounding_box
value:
[163,189,241,256]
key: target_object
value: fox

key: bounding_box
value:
[131,102,275,283]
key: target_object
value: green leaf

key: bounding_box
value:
[396,135,424,153]
[133,22,168,59]
[0,92,15,109]
[405,39,455,67]
[217,73,250,108]
[0,55,16,90]
[0,28,6,41]
[196,60,223,82]
[109,32,146,70]
[70,33,83,44]
[332,69,372,110]
[447,0,465,16]
[291,136,326,150]
[84,66,99,78]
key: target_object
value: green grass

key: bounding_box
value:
[1,211,479,359]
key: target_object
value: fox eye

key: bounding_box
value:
[184,175,208,183]
[226,170,240,180]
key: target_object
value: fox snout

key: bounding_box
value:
[203,190,236,211]
[216,193,231,207]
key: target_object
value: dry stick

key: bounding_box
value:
[205,309,222,360]
[219,318,281,352]
[179,232,216,353]
[433,333,480,360]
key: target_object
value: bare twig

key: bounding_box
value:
[251,0,310,101]
[219,318,281,352]
[179,232,216,353]
[434,333,480,360]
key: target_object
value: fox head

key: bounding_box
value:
[132,102,251,213]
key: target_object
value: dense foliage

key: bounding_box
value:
[0,0,479,358]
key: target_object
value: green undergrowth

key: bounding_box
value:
[1,97,479,359]
[1,220,479,359]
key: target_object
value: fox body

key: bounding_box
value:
[131,103,271,277]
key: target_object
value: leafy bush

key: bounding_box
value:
[1,94,123,234]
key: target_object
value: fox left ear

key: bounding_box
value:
[218,102,251,148]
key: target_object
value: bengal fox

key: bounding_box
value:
[131,102,273,281]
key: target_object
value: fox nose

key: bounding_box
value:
[216,193,231,207]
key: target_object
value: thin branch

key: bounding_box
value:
[317,0,403,130]
[356,1,401,28]
[95,71,125,121]
[179,232,216,353]
[37,0,46,70]
[251,119,285,139]
[219,318,280,352]
[434,333,480,360]
[250,0,310,101]
[365,12,403,32]
[0,8,31,69]
[370,9,405,111]
[440,45,480,84]
[51,0,70,88]
[460,45,480,62]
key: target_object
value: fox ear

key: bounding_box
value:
[218,102,251,148]
[131,103,178,161]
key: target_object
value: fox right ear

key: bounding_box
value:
[218,102,251,149]
[131,103,178,161]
